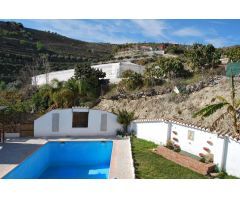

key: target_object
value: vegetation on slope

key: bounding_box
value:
[0,21,114,83]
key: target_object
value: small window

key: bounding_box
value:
[72,112,89,128]
[100,113,107,131]
[52,113,59,132]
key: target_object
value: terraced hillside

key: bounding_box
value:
[0,21,114,83]
[95,77,239,132]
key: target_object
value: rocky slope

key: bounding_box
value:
[95,77,240,132]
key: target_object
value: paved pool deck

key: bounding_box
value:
[0,137,135,179]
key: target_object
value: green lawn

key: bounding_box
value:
[131,137,207,179]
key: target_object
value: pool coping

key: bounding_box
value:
[109,138,135,179]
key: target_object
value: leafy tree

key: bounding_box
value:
[75,63,106,80]
[0,91,32,139]
[165,45,185,55]
[150,57,186,79]
[204,44,221,69]
[31,84,53,112]
[74,63,106,97]
[225,47,240,62]
[31,78,94,112]
[185,43,207,71]
[185,43,221,72]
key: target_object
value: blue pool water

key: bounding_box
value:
[4,141,113,179]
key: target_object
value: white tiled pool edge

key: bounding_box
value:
[109,138,135,179]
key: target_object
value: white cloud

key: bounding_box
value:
[27,19,137,44]
[204,37,227,47]
[131,19,168,38]
[173,27,203,37]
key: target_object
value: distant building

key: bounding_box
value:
[32,61,145,86]
[139,46,153,51]
[157,44,166,50]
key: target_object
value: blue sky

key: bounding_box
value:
[4,19,240,47]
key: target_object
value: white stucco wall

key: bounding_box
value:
[92,63,120,80]
[170,123,225,169]
[32,62,145,85]
[131,121,169,145]
[224,139,240,177]
[118,62,145,77]
[132,119,240,177]
[34,108,122,137]
[32,69,74,85]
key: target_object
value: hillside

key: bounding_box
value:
[0,21,114,83]
[95,77,238,132]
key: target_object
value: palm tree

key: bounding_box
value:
[115,109,137,134]
[193,75,240,134]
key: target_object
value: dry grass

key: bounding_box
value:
[95,77,240,131]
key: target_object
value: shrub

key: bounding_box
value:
[173,144,181,152]
[120,72,144,90]
[116,129,125,137]
[204,153,213,163]
[128,129,136,136]
[114,109,137,134]
[166,140,174,150]
[36,41,44,51]
[199,153,213,163]
[20,40,27,45]
[216,171,228,179]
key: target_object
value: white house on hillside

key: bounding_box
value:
[32,61,145,86]
[34,108,122,137]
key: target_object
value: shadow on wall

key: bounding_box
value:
[0,142,42,164]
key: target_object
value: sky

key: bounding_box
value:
[4,19,240,47]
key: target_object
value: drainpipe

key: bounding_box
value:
[166,121,172,144]
[220,136,229,171]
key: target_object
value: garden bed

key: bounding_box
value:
[154,146,216,175]
[131,137,207,178]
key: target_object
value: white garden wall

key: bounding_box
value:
[34,108,122,137]
[130,121,169,145]
[32,69,74,85]
[132,119,240,178]
[224,139,240,177]
[32,62,145,85]
[170,123,225,168]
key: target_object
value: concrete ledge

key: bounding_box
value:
[109,138,135,179]
[155,146,215,175]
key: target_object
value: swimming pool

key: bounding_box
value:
[4,141,113,179]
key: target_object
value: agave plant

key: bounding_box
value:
[193,76,240,134]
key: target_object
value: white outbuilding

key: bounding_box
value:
[32,61,145,86]
[91,61,145,83]
[34,108,122,137]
